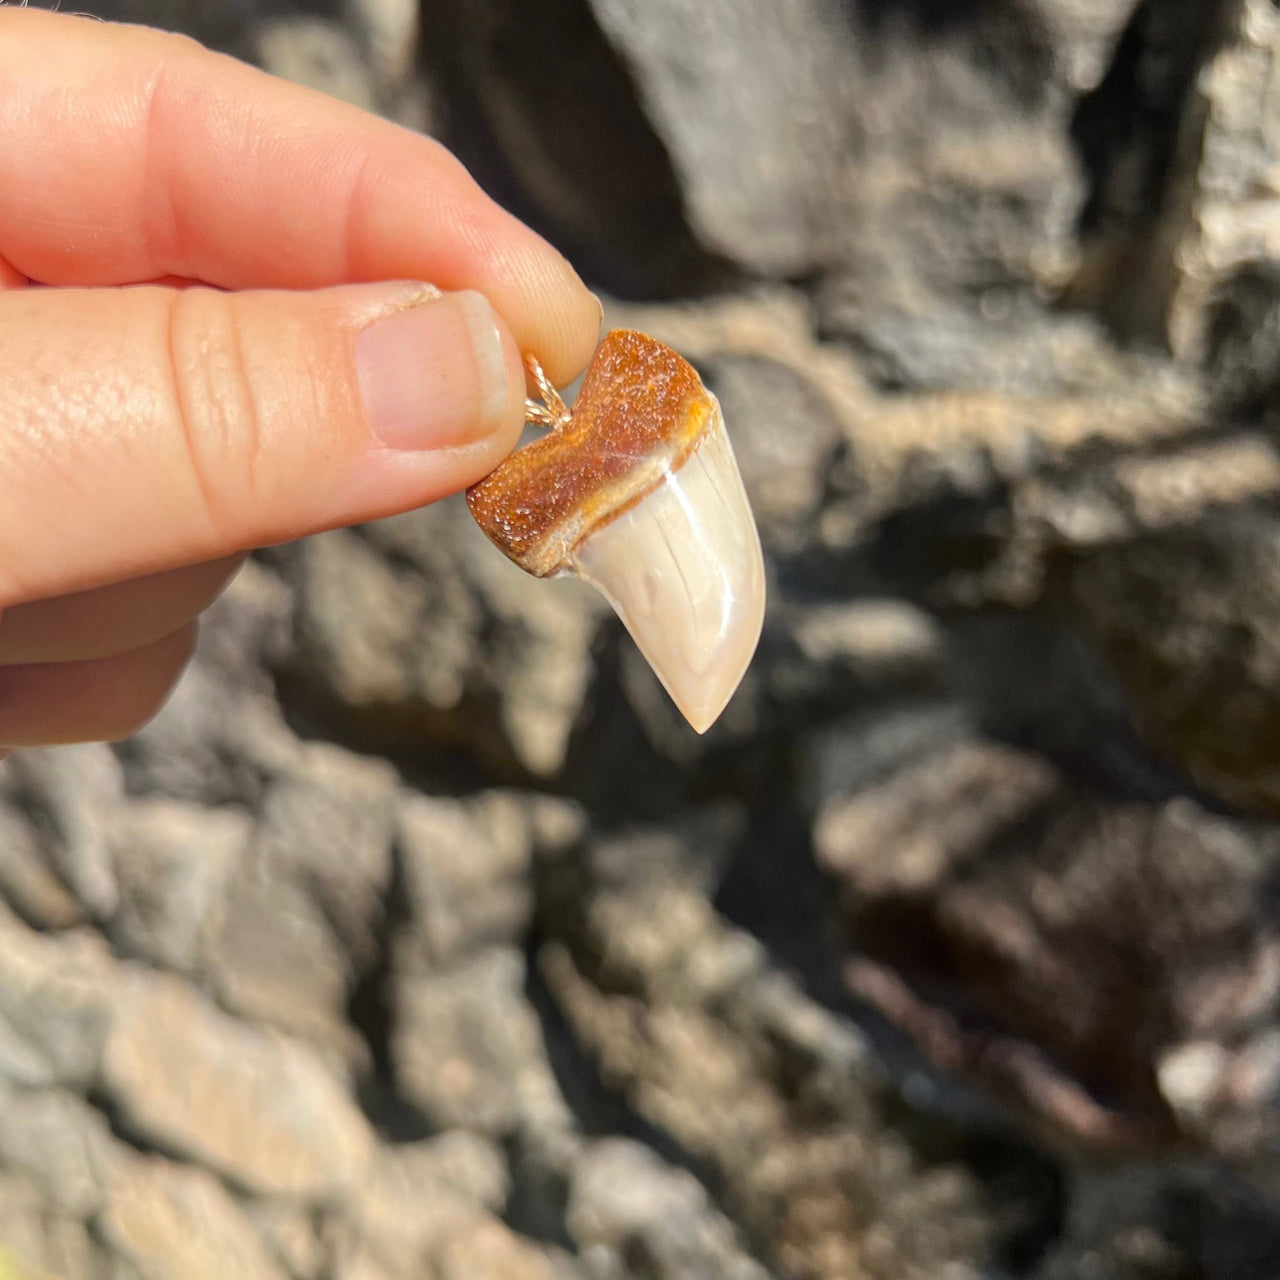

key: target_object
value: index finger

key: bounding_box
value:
[0,8,599,385]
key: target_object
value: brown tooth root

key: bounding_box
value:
[467,330,710,578]
[466,329,766,734]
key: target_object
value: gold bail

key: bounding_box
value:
[522,352,572,430]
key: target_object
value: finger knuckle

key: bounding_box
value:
[165,289,266,544]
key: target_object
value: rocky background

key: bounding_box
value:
[4,0,1280,1276]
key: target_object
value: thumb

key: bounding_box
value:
[0,281,527,607]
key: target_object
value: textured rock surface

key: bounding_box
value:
[0,911,116,1091]
[102,972,375,1198]
[280,505,604,777]
[105,799,249,973]
[0,1085,119,1220]
[566,1138,770,1280]
[1065,508,1280,813]
[395,791,534,965]
[393,947,567,1137]
[205,742,396,1058]
[100,1157,290,1280]
[6,0,1280,1278]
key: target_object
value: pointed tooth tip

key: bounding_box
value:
[571,404,766,734]
[671,632,761,733]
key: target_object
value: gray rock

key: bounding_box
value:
[0,909,116,1090]
[99,1156,290,1280]
[292,526,444,711]
[396,791,533,967]
[590,0,863,277]
[368,1130,510,1215]
[209,860,359,1062]
[567,1139,769,1280]
[1163,0,1280,363]
[538,822,993,1280]
[0,1170,109,1280]
[1205,259,1280,417]
[393,948,568,1137]
[244,1202,326,1280]
[816,280,1134,397]
[119,559,299,806]
[346,0,418,85]
[208,743,396,1057]
[800,703,974,814]
[587,0,1084,352]
[1066,506,1280,815]
[102,971,375,1199]
[814,737,1059,898]
[0,1083,120,1218]
[333,1206,566,1280]
[286,506,603,776]
[325,1127,578,1280]
[1067,0,1280,354]
[256,2,429,127]
[257,18,379,112]
[432,1220,564,1280]
[4,746,123,918]
[105,800,249,973]
[1157,1026,1280,1176]
[594,0,1077,288]
[701,354,843,552]
[253,743,397,967]
[815,726,1280,1150]
[331,1132,511,1280]
[523,794,590,861]
[1033,0,1141,92]
[1033,1163,1280,1280]
[791,601,944,684]
[0,801,83,930]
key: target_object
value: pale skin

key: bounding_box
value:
[0,8,601,755]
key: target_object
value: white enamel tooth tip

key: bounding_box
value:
[571,404,763,731]
[466,329,766,733]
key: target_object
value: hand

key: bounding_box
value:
[0,7,599,753]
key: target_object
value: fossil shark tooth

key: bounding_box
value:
[466,329,766,733]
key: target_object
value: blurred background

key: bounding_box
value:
[3,0,1280,1277]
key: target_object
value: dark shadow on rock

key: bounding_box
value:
[521,935,725,1186]
[53,0,346,60]
[347,831,438,1143]
[1204,260,1280,419]
[712,789,1069,1276]
[1067,0,1243,341]
[416,0,738,298]
[853,0,1058,107]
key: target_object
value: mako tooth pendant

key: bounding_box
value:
[467,330,766,733]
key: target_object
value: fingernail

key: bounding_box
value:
[357,290,510,451]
